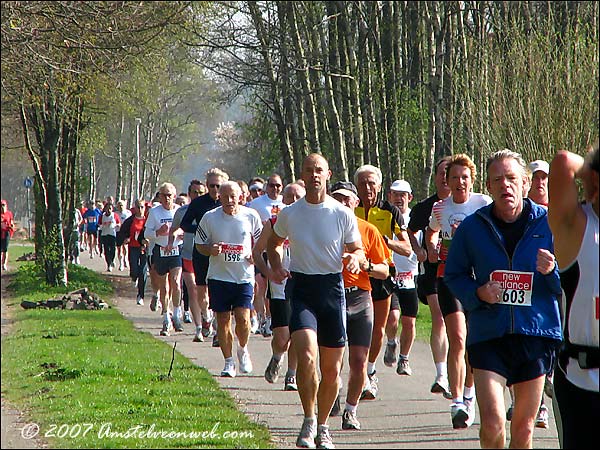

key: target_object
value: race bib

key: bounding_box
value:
[160,246,180,257]
[222,243,244,263]
[490,270,534,307]
[394,271,415,289]
[87,217,96,224]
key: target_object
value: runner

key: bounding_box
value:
[169,180,205,342]
[82,200,101,259]
[181,168,228,345]
[266,154,364,449]
[548,145,599,449]
[1,199,15,271]
[119,199,148,305]
[249,173,285,336]
[115,200,132,271]
[425,153,492,429]
[98,202,121,272]
[407,156,452,397]
[354,164,412,400]
[195,181,262,378]
[253,182,305,391]
[330,180,390,431]
[384,180,420,377]
[445,149,562,447]
[145,182,184,336]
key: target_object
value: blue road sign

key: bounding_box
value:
[24,177,33,189]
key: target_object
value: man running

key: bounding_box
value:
[181,168,228,344]
[384,180,420,377]
[445,149,562,447]
[548,144,599,449]
[196,181,262,378]
[253,182,306,391]
[145,182,184,336]
[354,164,412,400]
[407,156,452,397]
[330,180,390,431]
[267,154,364,449]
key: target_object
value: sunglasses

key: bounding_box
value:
[191,190,203,194]
[209,184,221,189]
[268,183,282,188]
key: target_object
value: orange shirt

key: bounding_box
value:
[342,217,390,291]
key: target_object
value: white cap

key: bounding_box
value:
[528,160,549,175]
[390,180,412,193]
[249,182,264,191]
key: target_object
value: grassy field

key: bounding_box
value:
[1,243,272,448]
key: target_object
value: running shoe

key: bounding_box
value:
[383,339,398,367]
[172,313,184,332]
[160,314,172,336]
[264,356,282,383]
[284,375,298,391]
[329,394,341,417]
[535,404,549,429]
[451,402,469,429]
[396,357,413,376]
[136,296,144,306]
[431,375,453,399]
[183,311,193,323]
[221,360,236,378]
[464,396,476,427]
[360,371,378,400]
[342,409,361,430]
[315,424,334,449]
[150,294,158,312]
[238,348,253,374]
[296,418,317,448]
[262,316,273,337]
[193,327,204,342]
[250,316,259,334]
[201,319,213,338]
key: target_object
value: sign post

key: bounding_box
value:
[24,177,33,239]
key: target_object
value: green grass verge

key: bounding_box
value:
[2,246,271,449]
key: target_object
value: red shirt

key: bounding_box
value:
[128,216,146,248]
[1,209,15,239]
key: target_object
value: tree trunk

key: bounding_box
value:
[116,112,125,201]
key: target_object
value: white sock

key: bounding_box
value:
[367,362,376,375]
[304,415,316,423]
[399,353,409,360]
[464,385,475,399]
[196,325,202,334]
[344,402,357,414]
[453,396,463,404]
[225,356,234,364]
[173,306,182,318]
[436,362,447,378]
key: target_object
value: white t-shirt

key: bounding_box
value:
[145,204,182,249]
[196,206,262,284]
[273,196,361,275]
[429,193,492,262]
[99,212,120,237]
[393,209,420,288]
[249,194,285,222]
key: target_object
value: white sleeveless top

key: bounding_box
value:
[560,202,599,391]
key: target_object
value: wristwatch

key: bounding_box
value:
[365,259,373,273]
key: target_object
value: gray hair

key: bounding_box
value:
[354,164,382,185]
[485,149,528,180]
[219,180,241,196]
[205,168,229,182]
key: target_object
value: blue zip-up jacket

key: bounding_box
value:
[444,199,562,347]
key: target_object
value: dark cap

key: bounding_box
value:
[330,181,359,199]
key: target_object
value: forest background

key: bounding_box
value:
[1,1,598,285]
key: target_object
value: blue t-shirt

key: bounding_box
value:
[83,208,101,232]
